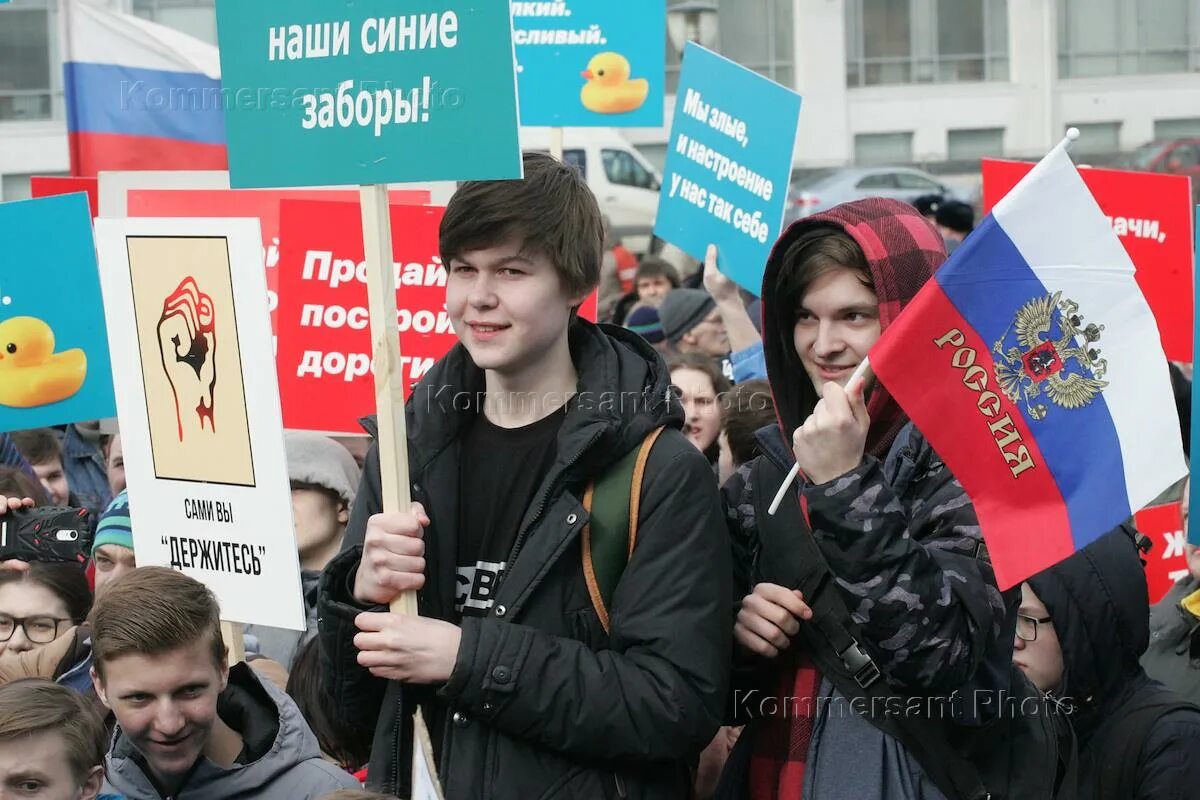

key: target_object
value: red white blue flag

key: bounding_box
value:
[872,137,1187,589]
[63,0,227,176]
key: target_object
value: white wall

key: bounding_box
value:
[0,121,69,193]
[1058,74,1200,150]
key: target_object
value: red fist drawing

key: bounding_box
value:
[157,278,217,442]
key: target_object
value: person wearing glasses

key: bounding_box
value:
[0,561,90,658]
[1019,526,1200,799]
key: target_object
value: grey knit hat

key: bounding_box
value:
[284,431,361,507]
[658,288,717,344]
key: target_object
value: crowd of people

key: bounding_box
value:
[0,151,1197,798]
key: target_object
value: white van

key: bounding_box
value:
[519,127,662,253]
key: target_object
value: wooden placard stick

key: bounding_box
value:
[360,183,444,798]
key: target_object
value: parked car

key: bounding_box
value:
[1117,139,1200,199]
[783,166,965,224]
[520,127,662,253]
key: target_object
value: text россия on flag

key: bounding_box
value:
[871,142,1187,590]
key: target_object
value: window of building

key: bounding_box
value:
[948,127,1005,160]
[0,1,54,122]
[1,173,45,201]
[1155,117,1200,140]
[131,0,217,44]
[1058,0,1199,78]
[855,132,914,164]
[1066,121,1122,154]
[846,0,1009,86]
[602,149,659,190]
[666,0,794,93]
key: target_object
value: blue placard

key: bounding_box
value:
[215,1,522,188]
[1190,204,1199,544]
[0,194,115,430]
[653,43,801,294]
[514,1,665,127]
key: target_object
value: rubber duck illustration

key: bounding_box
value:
[581,52,649,115]
[0,317,87,408]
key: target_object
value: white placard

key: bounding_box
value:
[94,217,305,630]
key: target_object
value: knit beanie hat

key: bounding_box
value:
[93,490,132,556]
[625,305,665,344]
[285,431,361,507]
[658,288,717,344]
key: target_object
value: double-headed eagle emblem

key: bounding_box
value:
[993,292,1108,421]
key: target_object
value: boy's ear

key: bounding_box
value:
[337,501,350,526]
[81,765,105,800]
[90,666,110,708]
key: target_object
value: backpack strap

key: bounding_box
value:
[1094,690,1199,800]
[749,456,997,800]
[582,427,666,633]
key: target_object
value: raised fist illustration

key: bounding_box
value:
[157,277,217,442]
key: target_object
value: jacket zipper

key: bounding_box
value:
[494,429,604,602]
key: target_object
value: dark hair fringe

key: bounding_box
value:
[439,151,604,300]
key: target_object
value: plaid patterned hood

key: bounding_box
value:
[759,198,947,458]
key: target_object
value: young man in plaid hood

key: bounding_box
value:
[717,199,1016,799]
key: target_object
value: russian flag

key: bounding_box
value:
[872,136,1187,590]
[62,0,227,176]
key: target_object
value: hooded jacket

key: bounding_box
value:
[103,662,359,799]
[1028,528,1200,799]
[721,200,1012,799]
[1143,574,1200,705]
[319,320,731,798]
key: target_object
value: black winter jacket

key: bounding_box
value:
[318,320,732,798]
[1029,529,1200,799]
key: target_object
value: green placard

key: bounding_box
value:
[215,1,522,188]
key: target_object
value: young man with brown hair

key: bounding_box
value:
[9,428,72,507]
[318,151,731,797]
[0,678,109,800]
[717,199,1037,799]
[89,567,358,798]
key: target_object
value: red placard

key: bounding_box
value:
[981,160,1195,362]
[125,188,430,337]
[30,176,99,217]
[1134,502,1190,604]
[276,200,450,434]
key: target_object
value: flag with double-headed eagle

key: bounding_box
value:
[871,138,1187,589]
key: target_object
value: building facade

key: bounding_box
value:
[1,0,1198,198]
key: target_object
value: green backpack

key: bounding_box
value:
[581,426,665,633]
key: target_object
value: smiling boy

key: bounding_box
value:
[90,568,357,799]
[318,151,731,797]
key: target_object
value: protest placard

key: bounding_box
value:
[94,217,305,631]
[276,199,451,434]
[214,0,522,188]
[30,176,99,217]
[1192,205,1199,546]
[1135,502,1190,603]
[982,159,1195,363]
[513,0,665,127]
[0,193,115,431]
[654,43,802,294]
[126,187,430,338]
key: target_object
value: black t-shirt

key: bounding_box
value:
[456,405,566,617]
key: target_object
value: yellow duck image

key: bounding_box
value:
[581,52,649,115]
[0,317,87,408]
